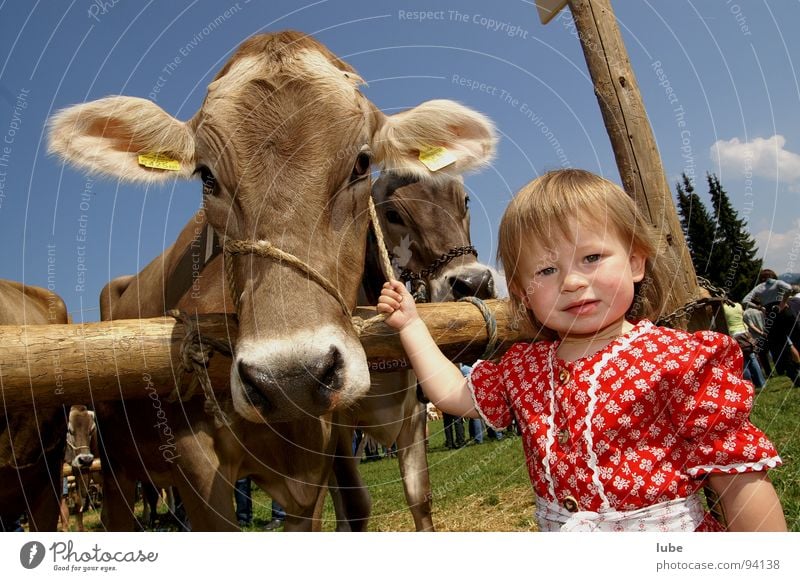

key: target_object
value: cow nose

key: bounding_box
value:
[449,270,495,300]
[237,345,343,412]
[76,454,94,467]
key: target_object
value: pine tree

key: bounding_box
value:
[675,173,720,286]
[706,173,762,300]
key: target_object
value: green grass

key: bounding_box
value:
[246,430,534,532]
[751,376,800,531]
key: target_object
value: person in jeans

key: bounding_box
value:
[743,269,800,386]
[234,477,253,528]
[723,301,765,389]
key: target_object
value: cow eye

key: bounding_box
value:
[197,166,217,196]
[385,209,404,225]
[351,151,371,181]
[465,194,470,211]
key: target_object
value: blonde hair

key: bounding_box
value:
[498,169,669,338]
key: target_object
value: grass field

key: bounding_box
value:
[75,376,799,532]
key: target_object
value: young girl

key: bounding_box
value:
[378,169,786,532]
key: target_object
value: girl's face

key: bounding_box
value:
[512,217,646,340]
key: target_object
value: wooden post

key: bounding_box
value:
[566,0,698,322]
[0,300,529,409]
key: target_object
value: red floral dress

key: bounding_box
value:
[468,320,781,531]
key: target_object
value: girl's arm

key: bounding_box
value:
[708,472,787,531]
[377,280,479,418]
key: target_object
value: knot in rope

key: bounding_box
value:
[168,309,232,428]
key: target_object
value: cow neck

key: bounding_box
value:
[164,223,222,311]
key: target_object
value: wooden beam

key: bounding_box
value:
[0,300,530,409]
[566,0,699,321]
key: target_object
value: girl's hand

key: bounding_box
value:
[377,280,419,331]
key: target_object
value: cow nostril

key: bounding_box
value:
[450,277,472,300]
[315,346,341,391]
[450,270,495,300]
[78,455,94,467]
[238,360,263,390]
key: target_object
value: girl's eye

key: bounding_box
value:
[584,254,601,263]
[536,266,556,277]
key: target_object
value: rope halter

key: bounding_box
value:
[221,195,392,335]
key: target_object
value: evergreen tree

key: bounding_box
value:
[675,173,720,286]
[706,173,762,300]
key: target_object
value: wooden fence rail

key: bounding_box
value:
[0,300,530,410]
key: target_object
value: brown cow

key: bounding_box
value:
[329,173,496,531]
[60,405,99,532]
[47,31,496,531]
[0,281,69,531]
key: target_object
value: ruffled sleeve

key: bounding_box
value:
[467,343,529,431]
[666,330,781,477]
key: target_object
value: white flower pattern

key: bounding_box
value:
[468,320,781,518]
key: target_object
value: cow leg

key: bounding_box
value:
[140,485,153,529]
[329,426,371,532]
[100,469,139,531]
[396,401,434,531]
[311,482,329,532]
[171,436,237,532]
[75,506,85,533]
[26,481,62,532]
[58,497,70,532]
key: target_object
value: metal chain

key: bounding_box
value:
[654,277,729,327]
[397,245,478,284]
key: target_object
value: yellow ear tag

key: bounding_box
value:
[418,146,457,172]
[138,153,181,171]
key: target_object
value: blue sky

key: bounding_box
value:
[1,0,798,322]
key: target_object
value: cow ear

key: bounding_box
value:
[48,96,195,183]
[373,99,496,180]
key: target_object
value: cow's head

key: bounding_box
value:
[48,31,495,422]
[65,405,96,470]
[371,173,495,303]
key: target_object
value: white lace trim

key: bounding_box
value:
[584,320,652,510]
[543,344,558,501]
[686,455,782,476]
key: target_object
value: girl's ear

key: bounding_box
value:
[630,250,646,283]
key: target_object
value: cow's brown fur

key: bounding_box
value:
[48,31,496,531]
[0,281,69,531]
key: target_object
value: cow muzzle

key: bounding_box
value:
[431,265,496,302]
[71,453,94,469]
[231,326,370,423]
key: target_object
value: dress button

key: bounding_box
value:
[558,369,570,384]
[562,496,580,513]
